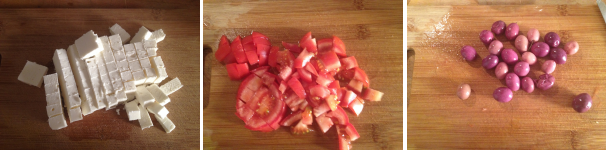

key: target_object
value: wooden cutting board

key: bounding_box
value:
[0,8,200,149]
[408,4,606,149]
[203,0,403,149]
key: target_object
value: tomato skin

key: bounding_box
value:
[288,78,306,99]
[326,106,349,125]
[235,63,250,80]
[316,113,334,133]
[293,48,314,69]
[251,66,269,77]
[268,46,280,67]
[337,68,369,87]
[316,73,334,87]
[226,63,240,80]
[332,36,347,57]
[347,79,364,94]
[282,41,302,54]
[318,51,342,72]
[300,38,318,53]
[317,38,333,53]
[340,56,359,70]
[348,97,364,117]
[277,50,295,69]
[343,123,360,141]
[299,32,312,44]
[309,85,330,99]
[304,62,319,76]
[215,35,232,63]
[328,80,340,95]
[339,89,357,107]
[231,36,248,64]
[298,68,313,83]
[244,50,259,65]
[361,88,384,101]
[278,66,293,81]
[280,111,303,126]
[241,35,254,46]
[256,44,270,66]
[252,31,271,46]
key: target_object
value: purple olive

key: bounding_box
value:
[482,54,500,69]
[513,61,530,76]
[542,60,556,74]
[491,20,506,35]
[535,74,555,90]
[505,23,520,41]
[488,40,503,55]
[520,77,535,93]
[501,48,519,65]
[515,35,529,53]
[527,28,540,42]
[530,42,550,57]
[572,93,592,113]
[479,30,495,46]
[549,47,567,64]
[521,52,537,65]
[460,46,477,61]
[495,62,509,80]
[544,32,561,48]
[505,73,520,91]
[493,87,513,103]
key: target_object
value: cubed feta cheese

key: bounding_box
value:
[48,114,68,130]
[18,60,48,87]
[46,92,62,106]
[160,77,183,95]
[128,61,142,71]
[100,75,114,94]
[115,89,127,103]
[144,39,157,49]
[108,34,124,51]
[116,60,130,72]
[146,84,170,106]
[140,58,152,68]
[143,67,157,84]
[120,71,134,82]
[136,86,155,107]
[146,102,168,119]
[100,37,116,63]
[124,80,136,93]
[138,103,153,129]
[132,70,146,85]
[112,49,127,62]
[109,24,131,43]
[150,29,165,43]
[150,56,165,68]
[154,114,175,133]
[53,49,82,108]
[130,26,152,44]
[74,30,103,59]
[105,94,118,110]
[67,107,83,123]
[154,67,168,84]
[125,100,140,121]
[146,48,157,57]
[43,73,59,87]
[46,104,63,117]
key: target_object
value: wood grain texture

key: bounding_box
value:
[0,0,199,9]
[408,0,597,6]
[203,0,403,149]
[0,8,200,149]
[408,4,606,149]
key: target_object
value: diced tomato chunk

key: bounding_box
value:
[241,35,254,45]
[316,113,334,133]
[332,35,347,57]
[313,102,331,117]
[235,63,250,79]
[328,80,340,95]
[278,66,293,81]
[304,62,319,76]
[251,66,269,77]
[317,38,333,53]
[231,36,248,64]
[361,88,384,101]
[299,32,312,44]
[347,80,364,94]
[252,31,271,46]
[352,68,370,87]
[280,111,302,126]
[288,78,306,99]
[326,95,338,111]
[245,50,259,65]
[268,46,280,67]
[225,63,240,80]
[340,89,357,107]
[298,68,313,83]
[326,106,349,125]
[300,38,317,53]
[340,56,359,70]
[279,80,289,94]
[316,74,334,87]
[215,35,232,63]
[343,123,360,141]
[277,50,295,69]
[282,41,302,54]
[261,71,277,86]
[318,51,341,72]
[294,48,314,68]
[301,106,313,125]
[292,120,310,134]
[309,85,330,99]
[348,98,364,116]
[257,44,271,66]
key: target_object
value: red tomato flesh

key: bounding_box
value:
[317,38,333,53]
[361,88,384,101]
[294,48,314,68]
[340,56,359,70]
[268,46,279,67]
[231,36,248,64]
[282,41,302,54]
[348,97,364,116]
[318,51,341,72]
[288,78,306,99]
[332,35,347,57]
[215,35,232,63]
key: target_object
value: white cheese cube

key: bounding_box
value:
[116,60,130,72]
[160,77,183,95]
[151,29,165,43]
[112,50,127,62]
[136,86,155,107]
[134,42,148,59]
[43,73,59,86]
[143,67,157,84]
[138,103,153,129]
[132,70,146,85]
[100,37,116,63]
[146,102,169,119]
[154,114,175,133]
[97,95,106,110]
[126,52,139,62]
[120,71,133,82]
[46,104,63,117]
[80,88,95,116]
[100,75,114,94]
[154,67,168,84]
[124,80,136,93]
[74,30,103,59]
[109,24,131,43]
[127,92,136,101]
[150,56,165,68]
[46,92,62,106]
[44,84,60,96]
[104,61,118,72]
[66,94,82,109]
[48,114,68,130]
[105,94,118,110]
[108,71,123,89]
[18,61,48,87]
[146,84,170,106]
[128,61,142,71]
[108,34,124,51]
[67,107,83,123]
[115,89,127,103]
[144,39,157,49]
[53,49,81,108]
[125,100,140,121]
[130,26,152,44]
[146,48,157,57]
[140,58,152,68]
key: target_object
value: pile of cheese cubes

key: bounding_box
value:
[17,24,182,133]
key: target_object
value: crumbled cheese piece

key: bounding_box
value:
[150,29,165,43]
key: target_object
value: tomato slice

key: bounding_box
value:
[340,56,359,70]
[318,51,341,72]
[348,97,364,116]
[298,68,313,83]
[317,38,333,53]
[300,38,317,53]
[347,80,364,94]
[316,113,334,133]
[252,31,271,46]
[236,100,254,122]
[282,41,302,54]
[332,35,347,57]
[309,85,330,99]
[288,78,306,99]
[293,48,314,68]
[280,111,302,126]
[239,73,285,132]
[215,35,232,63]
[231,36,248,64]
[268,46,280,67]
[361,88,384,101]
[339,89,357,107]
[261,71,277,86]
[244,50,259,65]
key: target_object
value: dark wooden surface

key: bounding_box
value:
[408,1,606,149]
[0,1,200,149]
[202,0,403,149]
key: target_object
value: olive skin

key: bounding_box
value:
[544,32,561,48]
[572,93,592,113]
[491,20,506,35]
[493,87,513,103]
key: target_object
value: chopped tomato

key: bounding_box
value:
[339,89,357,107]
[215,35,232,63]
[282,41,302,54]
[342,123,360,141]
[299,32,312,44]
[284,90,304,112]
[280,111,302,126]
[316,113,334,133]
[231,36,248,64]
[268,46,279,67]
[309,85,330,99]
[304,62,319,76]
[261,71,277,86]
[317,38,333,53]
[301,106,313,125]
[339,68,369,87]
[298,100,309,110]
[326,95,338,111]
[235,63,250,79]
[245,50,259,65]
[256,44,271,66]
[292,120,310,134]
[277,50,295,69]
[318,51,341,72]
[348,98,364,116]
[241,35,254,46]
[251,66,269,77]
[340,56,359,70]
[252,31,271,46]
[328,80,340,95]
[294,48,314,68]
[332,35,347,57]
[278,66,293,81]
[347,80,364,94]
[361,88,384,101]
[316,73,334,87]
[326,106,349,125]
[288,78,306,99]
[225,63,239,80]
[313,101,331,117]
[298,68,313,83]
[279,80,289,94]
[300,38,318,53]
